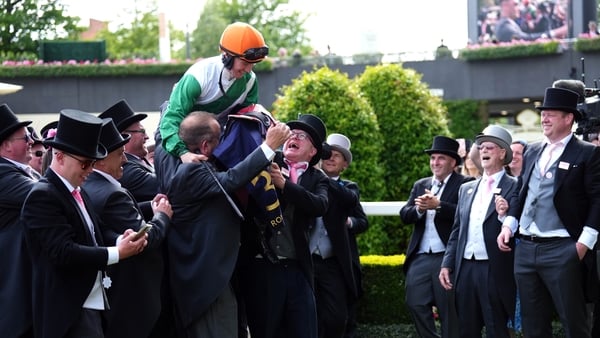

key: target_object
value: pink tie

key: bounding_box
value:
[72,189,85,207]
[485,177,495,195]
[288,162,307,184]
[540,143,559,175]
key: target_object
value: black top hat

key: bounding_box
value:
[287,114,327,166]
[424,136,462,164]
[44,109,107,160]
[98,99,147,132]
[0,104,31,143]
[100,118,131,153]
[26,126,43,145]
[536,87,582,121]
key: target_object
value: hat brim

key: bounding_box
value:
[424,149,462,165]
[104,134,131,153]
[287,121,323,166]
[117,114,147,132]
[330,144,352,165]
[44,139,108,160]
[536,106,582,120]
[475,135,513,165]
[0,121,32,143]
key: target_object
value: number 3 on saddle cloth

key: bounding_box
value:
[212,104,284,229]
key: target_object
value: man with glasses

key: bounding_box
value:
[27,126,45,178]
[100,99,157,221]
[439,125,518,337]
[22,109,147,338]
[0,103,36,338]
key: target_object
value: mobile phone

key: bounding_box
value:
[131,224,152,241]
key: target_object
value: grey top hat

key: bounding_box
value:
[0,104,31,143]
[424,136,462,164]
[475,125,513,165]
[99,99,147,132]
[326,133,352,165]
[44,109,107,160]
[287,114,327,166]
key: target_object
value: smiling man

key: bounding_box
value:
[400,135,473,338]
[439,125,518,337]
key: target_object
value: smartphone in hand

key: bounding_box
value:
[131,224,152,241]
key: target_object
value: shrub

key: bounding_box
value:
[356,64,451,254]
[272,66,385,203]
[459,40,561,61]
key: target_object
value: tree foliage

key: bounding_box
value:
[0,0,81,59]
[96,10,160,59]
[272,66,389,255]
[189,0,311,59]
[356,64,451,255]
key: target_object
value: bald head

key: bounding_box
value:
[178,111,221,155]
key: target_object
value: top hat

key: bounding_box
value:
[424,136,462,164]
[287,114,327,166]
[26,126,43,145]
[0,104,31,143]
[44,109,107,160]
[475,124,513,165]
[98,99,147,132]
[536,87,582,121]
[326,133,352,165]
[99,118,131,153]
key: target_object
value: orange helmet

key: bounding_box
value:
[220,22,269,63]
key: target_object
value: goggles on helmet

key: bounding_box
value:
[240,46,269,62]
[222,45,269,63]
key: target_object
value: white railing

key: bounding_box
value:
[360,201,406,216]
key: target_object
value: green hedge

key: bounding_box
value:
[459,40,561,61]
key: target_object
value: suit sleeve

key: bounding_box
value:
[400,181,423,224]
[22,187,108,269]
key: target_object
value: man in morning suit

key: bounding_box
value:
[164,111,290,337]
[99,99,157,220]
[0,104,36,338]
[400,135,474,338]
[440,125,518,337]
[21,109,148,338]
[315,133,369,338]
[238,114,330,338]
[497,87,600,338]
[82,119,173,338]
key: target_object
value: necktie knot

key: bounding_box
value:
[72,189,84,205]
[286,161,308,184]
[485,177,495,194]
[540,142,561,175]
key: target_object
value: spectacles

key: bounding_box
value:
[34,150,45,157]
[291,131,311,141]
[240,46,269,62]
[477,144,500,151]
[10,134,32,142]
[63,152,96,170]
[124,129,146,134]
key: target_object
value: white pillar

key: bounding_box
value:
[158,3,171,63]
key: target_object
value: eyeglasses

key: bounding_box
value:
[62,152,96,170]
[290,131,311,141]
[34,150,45,157]
[240,46,269,62]
[477,144,500,151]
[10,134,32,142]
[124,129,146,134]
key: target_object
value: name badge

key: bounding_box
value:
[558,161,570,170]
